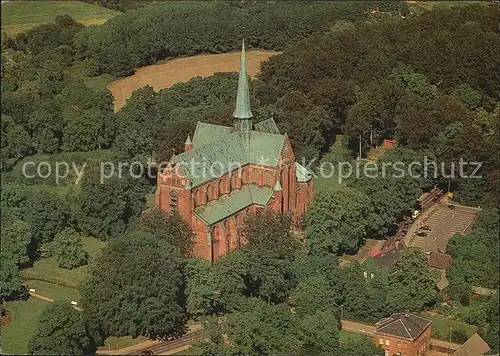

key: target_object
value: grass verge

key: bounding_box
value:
[24,280,81,302]
[1,298,49,354]
[422,313,478,341]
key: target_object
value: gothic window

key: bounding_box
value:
[265,171,273,186]
[170,190,178,211]
[219,179,225,196]
[242,169,249,184]
[251,168,258,183]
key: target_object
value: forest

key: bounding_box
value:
[1,1,499,354]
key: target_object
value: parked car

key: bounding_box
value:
[140,350,153,355]
[447,204,456,210]
[416,231,427,237]
[401,229,408,236]
[421,225,432,231]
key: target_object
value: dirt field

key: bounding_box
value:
[107,50,278,111]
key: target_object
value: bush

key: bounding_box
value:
[450,329,468,344]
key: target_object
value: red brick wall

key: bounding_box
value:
[156,139,314,261]
[375,324,431,356]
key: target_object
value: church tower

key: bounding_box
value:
[233,39,253,144]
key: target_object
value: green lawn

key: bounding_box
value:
[24,279,81,302]
[20,236,106,288]
[339,330,371,344]
[314,175,346,193]
[67,61,116,91]
[1,0,119,36]
[2,298,50,354]
[421,313,478,341]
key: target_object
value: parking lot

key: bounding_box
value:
[408,204,478,253]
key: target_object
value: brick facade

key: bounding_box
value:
[156,143,314,261]
[374,313,432,356]
[155,41,314,261]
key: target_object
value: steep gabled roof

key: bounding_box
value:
[452,333,491,356]
[375,313,431,340]
[246,131,285,167]
[254,118,281,135]
[194,184,273,225]
[192,122,233,148]
[176,127,286,188]
[295,162,313,182]
[176,131,248,188]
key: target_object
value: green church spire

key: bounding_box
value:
[233,39,253,120]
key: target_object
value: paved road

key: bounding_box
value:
[111,319,460,355]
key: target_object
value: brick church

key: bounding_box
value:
[156,41,314,261]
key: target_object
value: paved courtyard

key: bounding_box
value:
[407,204,478,253]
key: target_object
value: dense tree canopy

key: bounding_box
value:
[306,188,371,256]
[48,228,89,269]
[72,1,402,76]
[137,207,194,257]
[1,2,498,353]
[80,230,186,339]
[447,208,499,289]
[28,301,95,355]
[74,164,148,240]
[387,249,437,312]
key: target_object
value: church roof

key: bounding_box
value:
[166,40,288,190]
[194,184,274,225]
[254,118,281,135]
[192,122,233,147]
[295,162,314,182]
[180,122,286,188]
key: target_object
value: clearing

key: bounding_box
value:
[107,50,278,111]
[1,298,49,354]
[20,236,106,288]
[422,313,478,341]
[1,0,119,36]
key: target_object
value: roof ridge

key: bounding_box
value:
[250,129,284,138]
[399,319,413,340]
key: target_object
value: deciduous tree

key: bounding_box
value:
[28,301,95,355]
[80,231,186,339]
[388,249,437,312]
[137,207,194,257]
[306,188,371,256]
[49,228,89,269]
